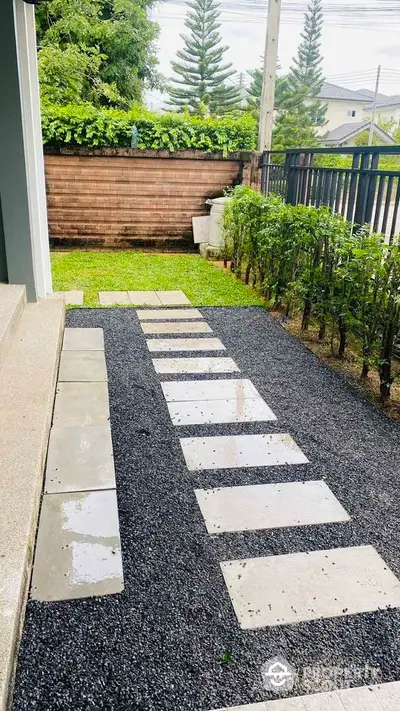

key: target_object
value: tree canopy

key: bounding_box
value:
[272,0,326,149]
[168,0,241,114]
[36,0,161,108]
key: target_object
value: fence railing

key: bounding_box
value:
[260,146,400,243]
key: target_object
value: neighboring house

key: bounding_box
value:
[363,96,400,126]
[322,120,396,147]
[317,82,371,134]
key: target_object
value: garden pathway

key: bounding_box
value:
[12,306,400,710]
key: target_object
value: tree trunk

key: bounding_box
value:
[338,317,346,358]
[301,298,312,330]
[318,318,326,341]
[361,361,369,379]
[245,261,251,285]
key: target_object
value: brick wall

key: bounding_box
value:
[44,148,260,248]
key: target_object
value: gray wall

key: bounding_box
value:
[0,198,8,283]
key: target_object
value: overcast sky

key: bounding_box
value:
[147,1,400,109]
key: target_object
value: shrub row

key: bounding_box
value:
[222,185,400,403]
[41,103,257,153]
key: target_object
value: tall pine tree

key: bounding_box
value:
[245,63,288,120]
[168,0,240,114]
[272,0,326,149]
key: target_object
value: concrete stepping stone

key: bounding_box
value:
[53,382,110,427]
[54,290,84,306]
[63,327,104,351]
[220,545,400,630]
[99,291,130,306]
[152,357,240,374]
[141,321,212,335]
[137,309,203,320]
[128,291,162,306]
[211,682,400,710]
[168,397,276,425]
[31,490,123,601]
[58,351,107,382]
[195,481,350,534]
[161,378,261,402]
[45,426,115,494]
[156,290,190,305]
[147,338,225,352]
[180,433,309,471]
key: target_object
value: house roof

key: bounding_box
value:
[364,95,400,110]
[355,88,389,102]
[323,121,396,145]
[318,82,370,102]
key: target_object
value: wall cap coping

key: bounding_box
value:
[44,146,260,162]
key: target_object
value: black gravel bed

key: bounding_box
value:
[12,306,400,710]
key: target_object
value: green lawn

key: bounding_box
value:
[51,252,263,307]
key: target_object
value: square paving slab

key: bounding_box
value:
[53,382,110,427]
[137,309,203,320]
[211,682,400,710]
[168,397,276,425]
[147,337,226,352]
[127,291,162,306]
[99,291,130,306]
[152,357,240,374]
[141,321,212,335]
[156,290,190,305]
[31,490,123,601]
[45,426,115,493]
[180,433,309,471]
[195,480,350,534]
[161,378,261,402]
[58,350,108,382]
[63,327,104,351]
[220,545,400,629]
[54,290,84,306]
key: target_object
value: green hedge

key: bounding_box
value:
[223,186,400,403]
[41,103,257,152]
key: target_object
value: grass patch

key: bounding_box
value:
[51,251,263,307]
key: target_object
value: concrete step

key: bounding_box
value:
[0,296,65,711]
[0,284,26,370]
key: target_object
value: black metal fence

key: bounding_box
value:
[260,146,400,243]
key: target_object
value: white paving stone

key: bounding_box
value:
[152,357,239,374]
[168,397,277,426]
[156,290,190,305]
[53,382,110,427]
[211,682,400,710]
[54,290,84,306]
[127,291,162,306]
[99,291,130,306]
[45,426,115,493]
[141,321,212,334]
[147,338,226,352]
[63,327,104,351]
[137,308,203,320]
[220,545,400,630]
[58,350,108,382]
[180,433,309,471]
[31,490,123,601]
[195,481,350,534]
[161,378,260,402]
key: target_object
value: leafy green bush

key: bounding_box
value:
[41,103,257,152]
[223,186,400,402]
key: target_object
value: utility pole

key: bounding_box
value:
[368,64,381,146]
[258,0,282,152]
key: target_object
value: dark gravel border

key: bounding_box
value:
[12,307,400,711]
